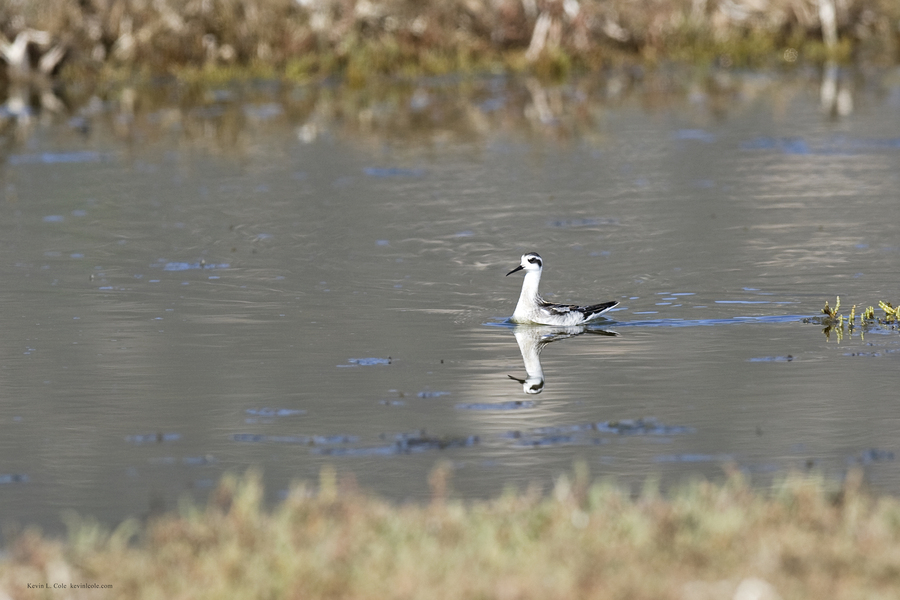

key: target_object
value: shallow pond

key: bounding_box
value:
[1,67,900,534]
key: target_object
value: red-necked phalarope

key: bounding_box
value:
[506,252,618,325]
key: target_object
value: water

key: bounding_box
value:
[1,68,899,534]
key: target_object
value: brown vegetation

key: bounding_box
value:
[2,467,900,599]
[1,0,899,85]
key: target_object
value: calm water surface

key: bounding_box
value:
[1,69,899,534]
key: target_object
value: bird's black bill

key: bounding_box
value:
[506,265,524,276]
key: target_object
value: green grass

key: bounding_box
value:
[3,466,900,599]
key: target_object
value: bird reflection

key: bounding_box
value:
[508,324,616,394]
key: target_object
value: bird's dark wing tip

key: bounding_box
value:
[582,301,619,316]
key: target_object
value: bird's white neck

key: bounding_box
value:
[513,270,542,317]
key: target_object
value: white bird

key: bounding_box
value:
[506,252,618,325]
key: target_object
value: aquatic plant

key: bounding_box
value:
[821,295,842,323]
[805,296,900,341]
[878,301,899,324]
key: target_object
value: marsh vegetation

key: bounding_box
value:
[2,0,899,87]
[3,468,900,599]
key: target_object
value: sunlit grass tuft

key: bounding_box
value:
[3,466,900,599]
[806,296,900,341]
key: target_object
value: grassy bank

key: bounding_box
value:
[2,467,900,599]
[2,0,899,86]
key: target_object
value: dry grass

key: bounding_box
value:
[2,466,900,599]
[1,0,898,85]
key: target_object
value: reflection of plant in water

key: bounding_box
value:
[805,296,899,341]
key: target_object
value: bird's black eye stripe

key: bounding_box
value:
[528,257,539,264]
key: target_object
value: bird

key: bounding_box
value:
[506,252,618,325]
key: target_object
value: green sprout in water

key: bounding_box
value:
[821,295,841,320]
[878,301,899,323]
[805,296,899,341]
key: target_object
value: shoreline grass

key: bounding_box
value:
[2,0,899,89]
[2,466,900,598]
